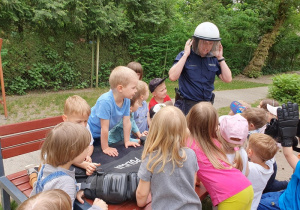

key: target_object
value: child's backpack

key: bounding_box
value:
[76,142,143,204]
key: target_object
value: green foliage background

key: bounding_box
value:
[269,74,300,104]
[0,0,299,95]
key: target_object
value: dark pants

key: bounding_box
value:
[263,161,289,193]
[174,95,215,116]
[174,99,199,115]
[174,88,215,115]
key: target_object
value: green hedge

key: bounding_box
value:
[269,73,300,104]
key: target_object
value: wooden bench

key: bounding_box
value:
[0,116,208,210]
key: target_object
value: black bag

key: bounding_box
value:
[82,172,139,204]
[78,142,143,203]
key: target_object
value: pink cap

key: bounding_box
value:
[220,114,249,145]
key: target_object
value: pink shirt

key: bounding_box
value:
[190,139,252,206]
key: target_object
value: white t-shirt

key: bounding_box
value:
[226,147,248,175]
[247,158,274,210]
[86,124,94,146]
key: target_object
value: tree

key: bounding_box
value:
[243,0,300,77]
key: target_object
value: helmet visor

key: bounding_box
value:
[192,37,220,57]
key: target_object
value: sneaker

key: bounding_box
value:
[25,164,38,175]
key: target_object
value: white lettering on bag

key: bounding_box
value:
[114,157,141,169]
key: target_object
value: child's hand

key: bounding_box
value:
[76,190,85,204]
[142,131,148,136]
[125,141,140,148]
[85,155,92,163]
[93,198,108,210]
[86,163,100,176]
[103,147,118,157]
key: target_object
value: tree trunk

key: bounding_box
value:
[243,20,283,78]
[243,1,288,78]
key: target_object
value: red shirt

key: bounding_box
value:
[148,95,171,110]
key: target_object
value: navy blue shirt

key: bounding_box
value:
[174,50,221,101]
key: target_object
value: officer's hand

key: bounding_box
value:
[184,39,193,57]
[216,43,224,59]
[277,102,299,147]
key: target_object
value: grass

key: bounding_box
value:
[1,78,268,125]
[217,100,261,116]
[0,201,18,210]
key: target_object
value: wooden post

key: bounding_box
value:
[91,41,94,88]
[96,34,100,88]
[0,38,8,119]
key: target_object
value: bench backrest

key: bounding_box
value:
[0,116,63,159]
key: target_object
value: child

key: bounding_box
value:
[127,61,143,80]
[148,77,172,110]
[242,107,289,193]
[26,95,99,187]
[88,66,139,157]
[258,102,299,210]
[136,106,202,209]
[187,102,254,210]
[218,114,249,176]
[108,83,146,144]
[241,107,268,133]
[62,95,99,175]
[30,122,107,210]
[257,99,280,122]
[133,80,149,135]
[247,133,278,210]
[18,189,72,210]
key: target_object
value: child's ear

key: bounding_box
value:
[249,123,255,130]
[116,84,123,92]
[62,114,68,122]
[247,148,253,157]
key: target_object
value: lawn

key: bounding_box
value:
[0,78,268,125]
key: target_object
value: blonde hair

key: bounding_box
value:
[142,106,187,174]
[64,95,90,117]
[137,80,148,96]
[187,102,231,169]
[109,66,138,89]
[241,108,268,129]
[127,61,143,80]
[18,189,72,210]
[248,133,278,161]
[41,122,90,167]
[130,84,142,106]
[217,132,244,172]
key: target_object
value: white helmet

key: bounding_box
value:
[192,22,221,57]
[193,22,221,41]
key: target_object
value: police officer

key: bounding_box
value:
[169,22,232,115]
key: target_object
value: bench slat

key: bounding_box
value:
[22,189,32,198]
[0,116,63,136]
[10,175,29,186]
[2,141,44,159]
[7,170,28,180]
[1,129,49,148]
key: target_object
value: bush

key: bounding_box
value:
[269,74,300,104]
